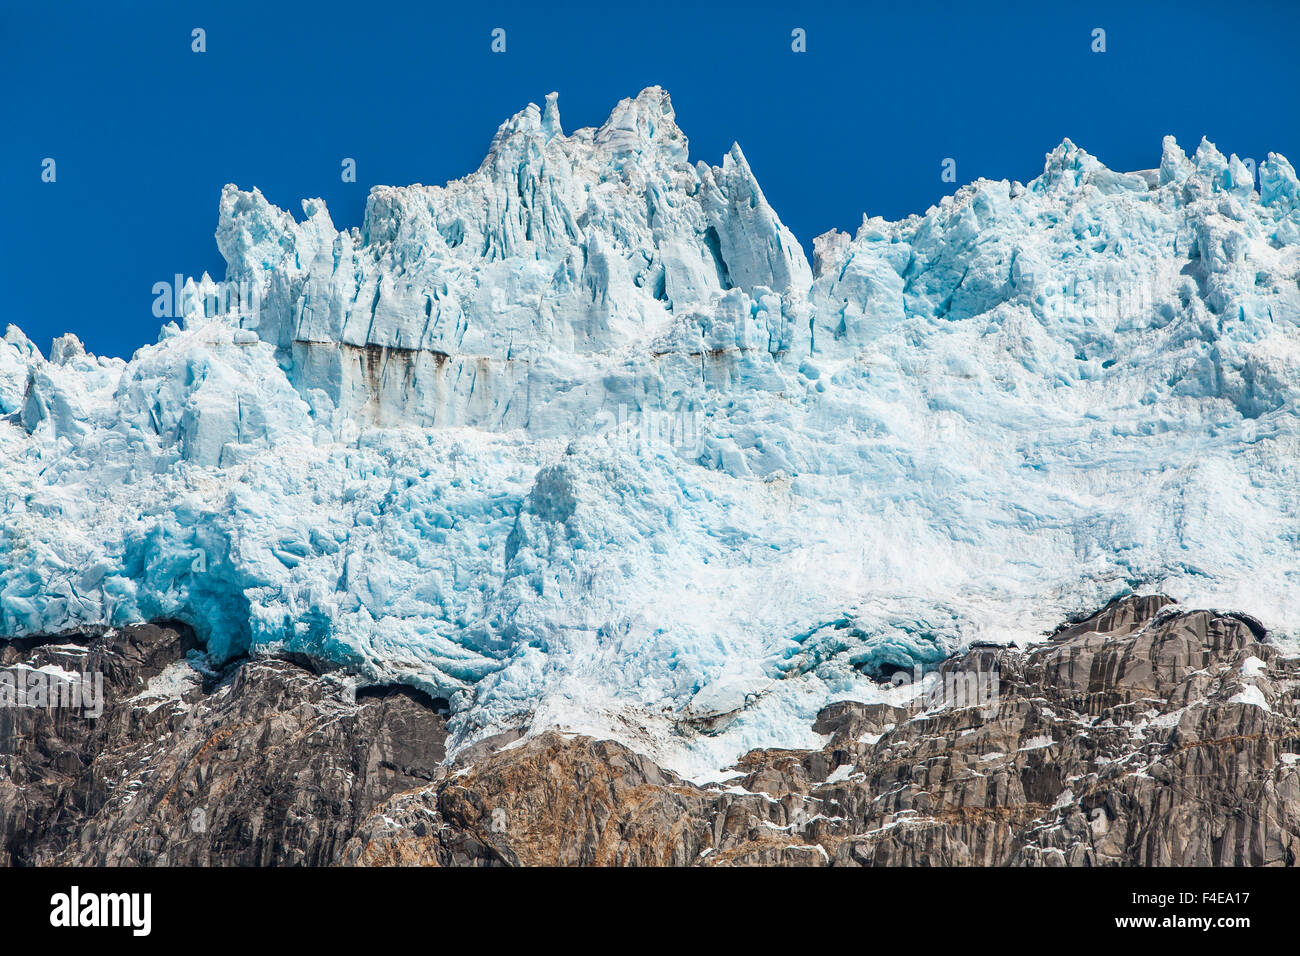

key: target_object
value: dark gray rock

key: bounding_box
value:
[0,623,447,865]
[4,597,1297,866]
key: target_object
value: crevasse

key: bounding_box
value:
[3,87,1299,776]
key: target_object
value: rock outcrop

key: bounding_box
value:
[3,596,1296,866]
[1,623,448,865]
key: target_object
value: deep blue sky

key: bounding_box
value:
[3,0,1298,359]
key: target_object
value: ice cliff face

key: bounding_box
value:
[219,87,808,436]
[3,88,1300,777]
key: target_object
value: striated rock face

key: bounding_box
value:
[4,597,1298,866]
[345,596,1300,867]
[342,734,714,867]
[0,623,448,866]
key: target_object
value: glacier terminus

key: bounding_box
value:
[3,87,1299,778]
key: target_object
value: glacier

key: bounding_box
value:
[3,87,1300,777]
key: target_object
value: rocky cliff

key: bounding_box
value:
[4,595,1295,866]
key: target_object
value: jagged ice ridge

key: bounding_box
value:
[4,88,1300,776]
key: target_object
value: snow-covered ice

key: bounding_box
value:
[3,87,1300,777]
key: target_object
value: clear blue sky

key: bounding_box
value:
[3,0,1298,359]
